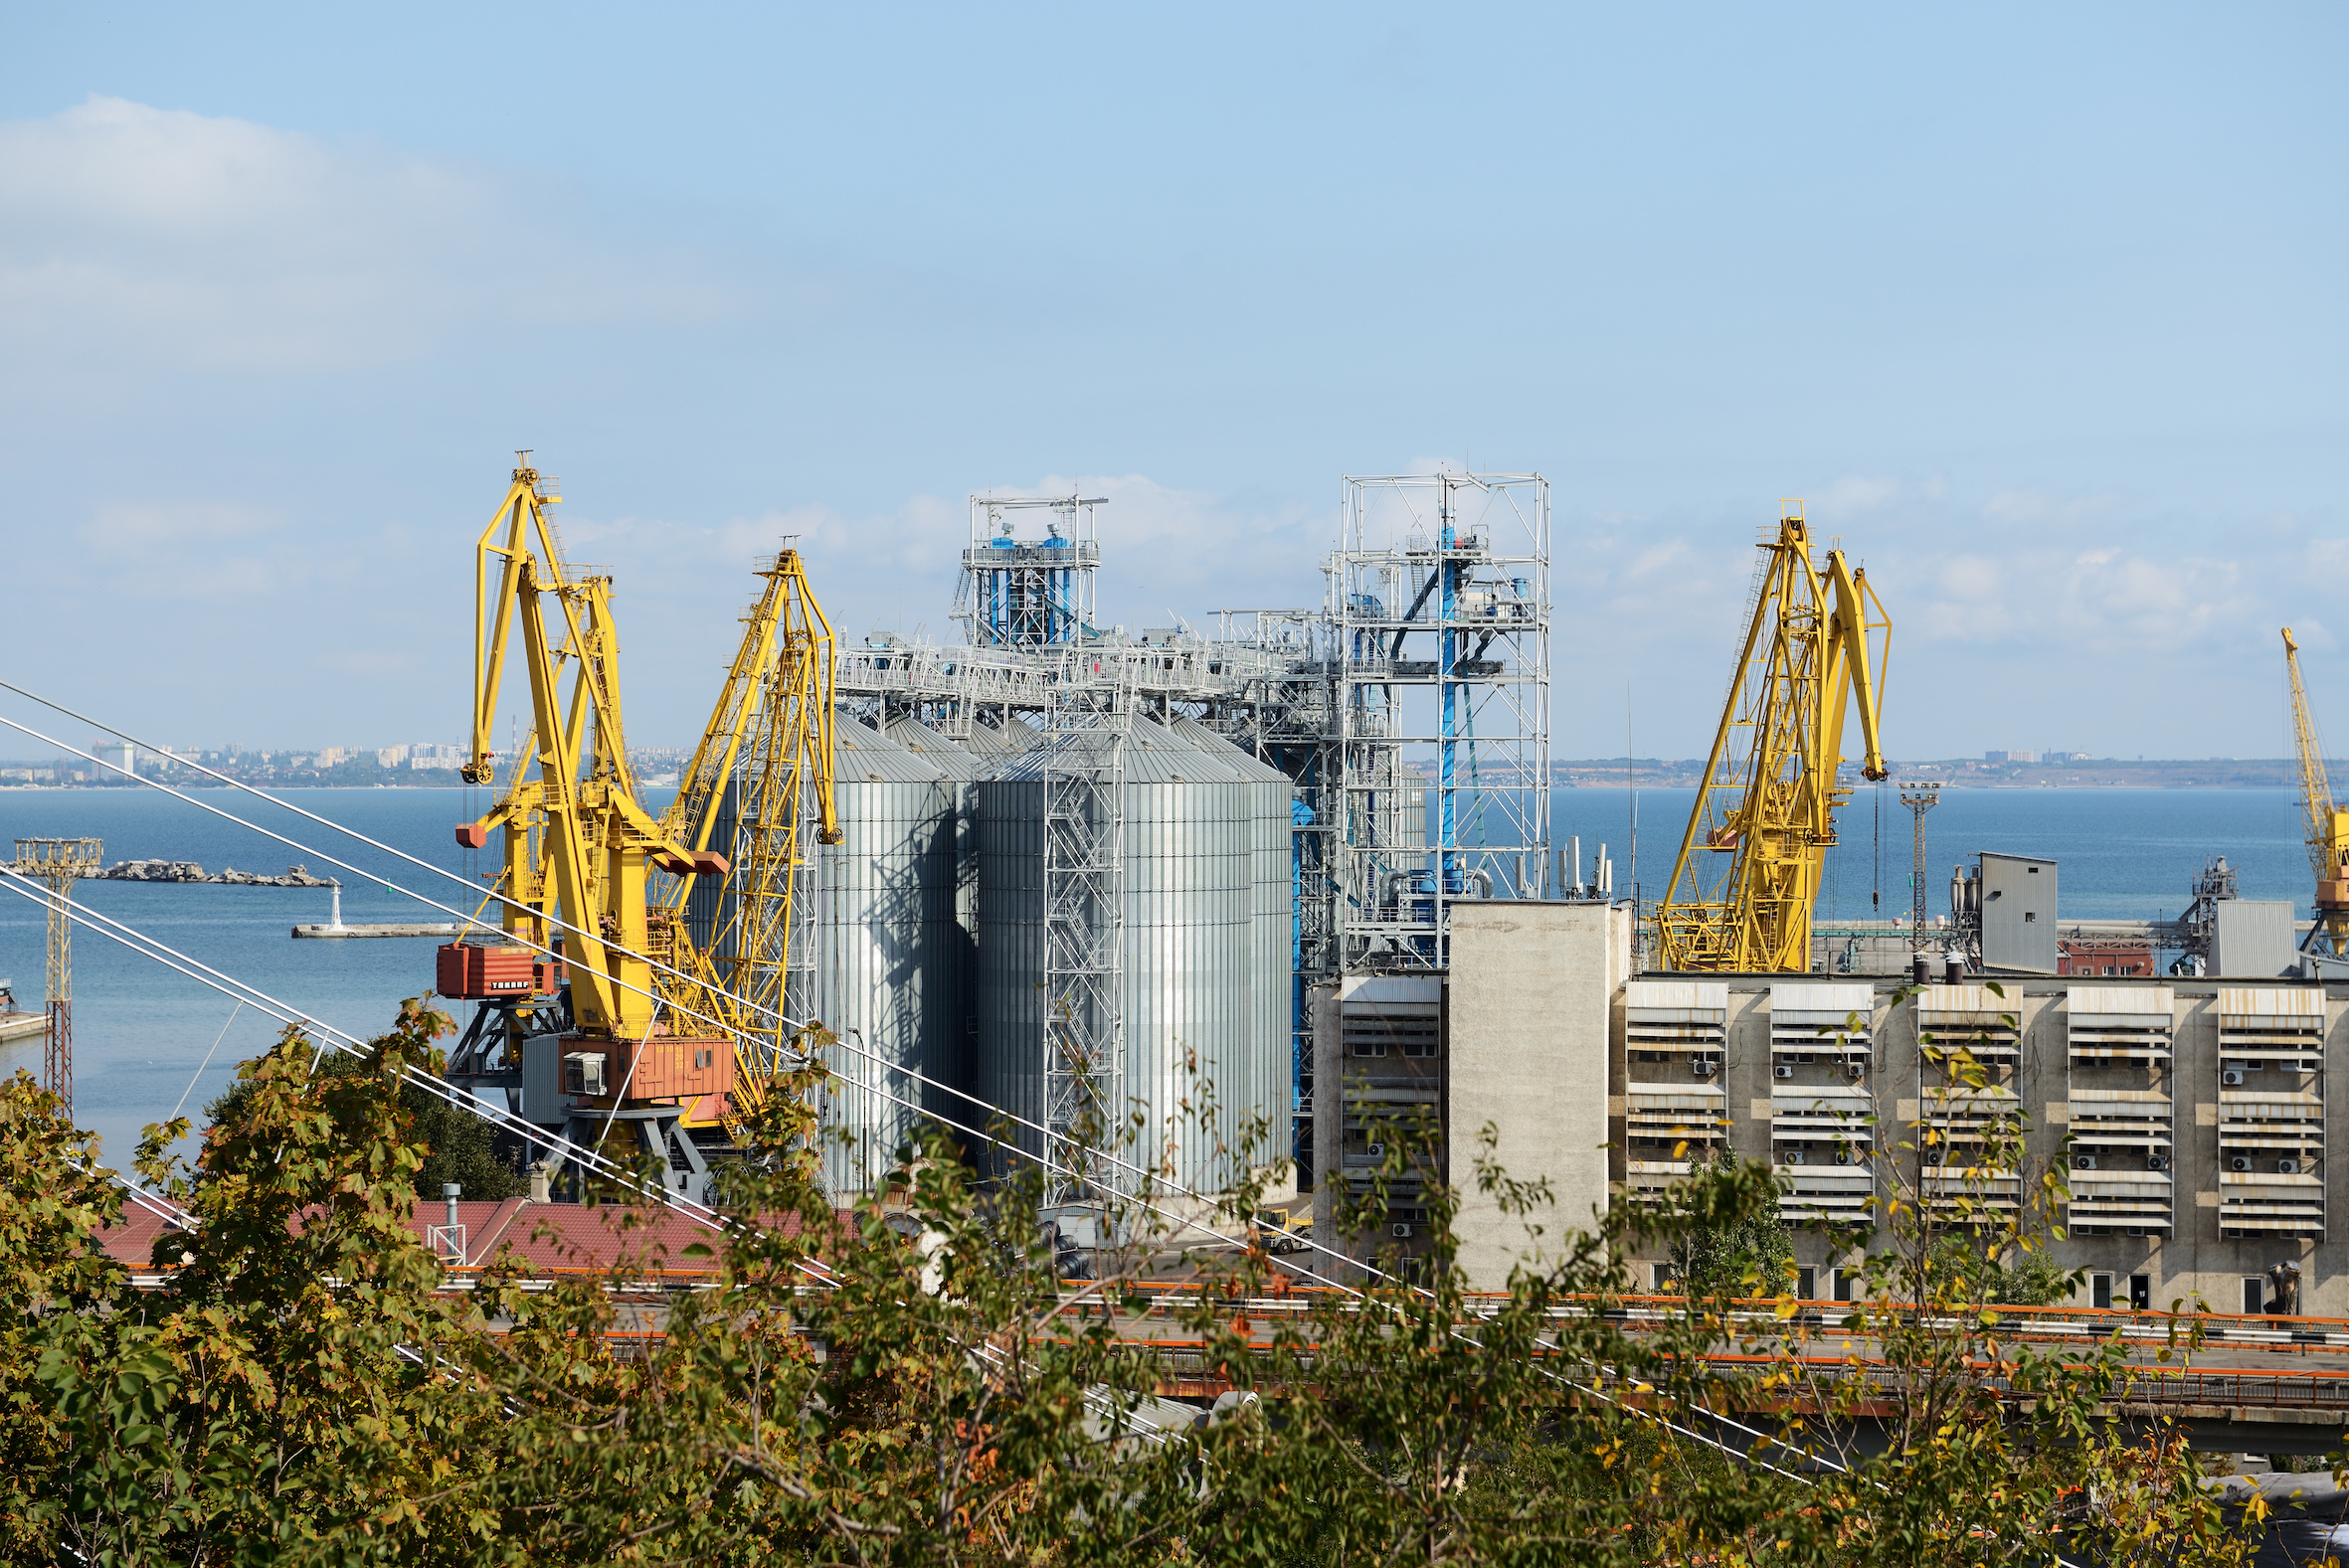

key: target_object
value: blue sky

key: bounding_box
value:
[1,4,2342,760]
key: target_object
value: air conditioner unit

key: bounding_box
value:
[2231,1156,2253,1173]
[2075,1154,2097,1171]
[1782,1149,1807,1165]
[2147,1154,2169,1172]
[1775,1065,1795,1080]
[1693,1056,1717,1077]
[1391,1223,1413,1239]
[1366,1142,1384,1158]
[2223,1070,2246,1087]
[1835,1148,1854,1165]
[2279,1158,2300,1175]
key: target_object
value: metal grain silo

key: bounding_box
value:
[1174,716,1296,1161]
[882,716,981,1094]
[973,718,1262,1194]
[808,718,960,1196]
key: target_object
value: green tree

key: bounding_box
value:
[0,991,2291,1566]
[1668,1143,1794,1300]
[205,1033,523,1202]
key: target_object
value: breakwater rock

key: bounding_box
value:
[88,860,334,888]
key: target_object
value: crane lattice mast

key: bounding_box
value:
[653,548,841,1071]
[13,837,101,1115]
[2281,627,2349,955]
[1655,505,1890,972]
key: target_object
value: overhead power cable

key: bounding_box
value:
[0,688,1861,1491]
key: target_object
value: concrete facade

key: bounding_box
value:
[1447,902,1630,1287]
[1311,902,1630,1285]
[1312,899,2349,1309]
[1621,975,2347,1314]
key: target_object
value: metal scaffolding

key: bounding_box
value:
[1331,473,1550,972]
[956,494,1104,649]
[1036,670,1129,1201]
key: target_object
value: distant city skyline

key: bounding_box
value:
[1,7,2341,760]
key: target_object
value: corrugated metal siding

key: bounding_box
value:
[2068,984,2176,1016]
[811,720,962,1196]
[886,715,984,948]
[1625,980,1728,1014]
[1766,981,1874,1020]
[2217,983,2323,1016]
[972,720,1273,1193]
[1174,716,1295,1164]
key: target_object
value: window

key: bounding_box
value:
[2090,1274,2112,1310]
[1353,1038,1386,1058]
[2129,1274,2151,1310]
[2244,1278,2267,1314]
[2024,911,2037,923]
[1401,1036,1436,1058]
[1795,1266,1817,1301]
[1833,1268,1858,1303]
[1653,1263,1678,1294]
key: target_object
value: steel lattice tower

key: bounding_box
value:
[14,838,100,1115]
[1331,473,1550,972]
[1899,787,1938,958]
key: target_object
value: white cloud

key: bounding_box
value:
[0,95,736,375]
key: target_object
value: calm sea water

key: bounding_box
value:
[1553,784,2309,926]
[0,784,2315,1171]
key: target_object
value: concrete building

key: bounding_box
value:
[1314,906,2349,1314]
[1615,974,2341,1314]
[1312,902,1630,1282]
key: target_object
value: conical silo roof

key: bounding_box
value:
[1170,716,1291,784]
[964,715,1040,760]
[834,714,946,783]
[883,715,982,780]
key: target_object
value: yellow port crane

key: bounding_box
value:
[2281,627,2349,954]
[445,455,842,1165]
[648,548,842,1069]
[1655,504,1890,971]
[457,456,710,1044]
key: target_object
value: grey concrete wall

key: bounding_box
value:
[1448,902,1628,1290]
[1619,975,2349,1315]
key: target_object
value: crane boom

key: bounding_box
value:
[456,457,707,1040]
[2282,627,2349,954]
[1655,504,1890,972]
[650,549,842,1071]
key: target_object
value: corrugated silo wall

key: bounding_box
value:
[883,717,983,1108]
[974,737,1284,1197]
[1121,768,1253,1194]
[974,776,1047,1175]
[811,736,960,1197]
[1175,717,1297,1176]
[1258,771,1292,1166]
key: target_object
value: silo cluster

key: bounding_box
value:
[805,711,1291,1198]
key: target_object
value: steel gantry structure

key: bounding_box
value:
[1656,504,1890,972]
